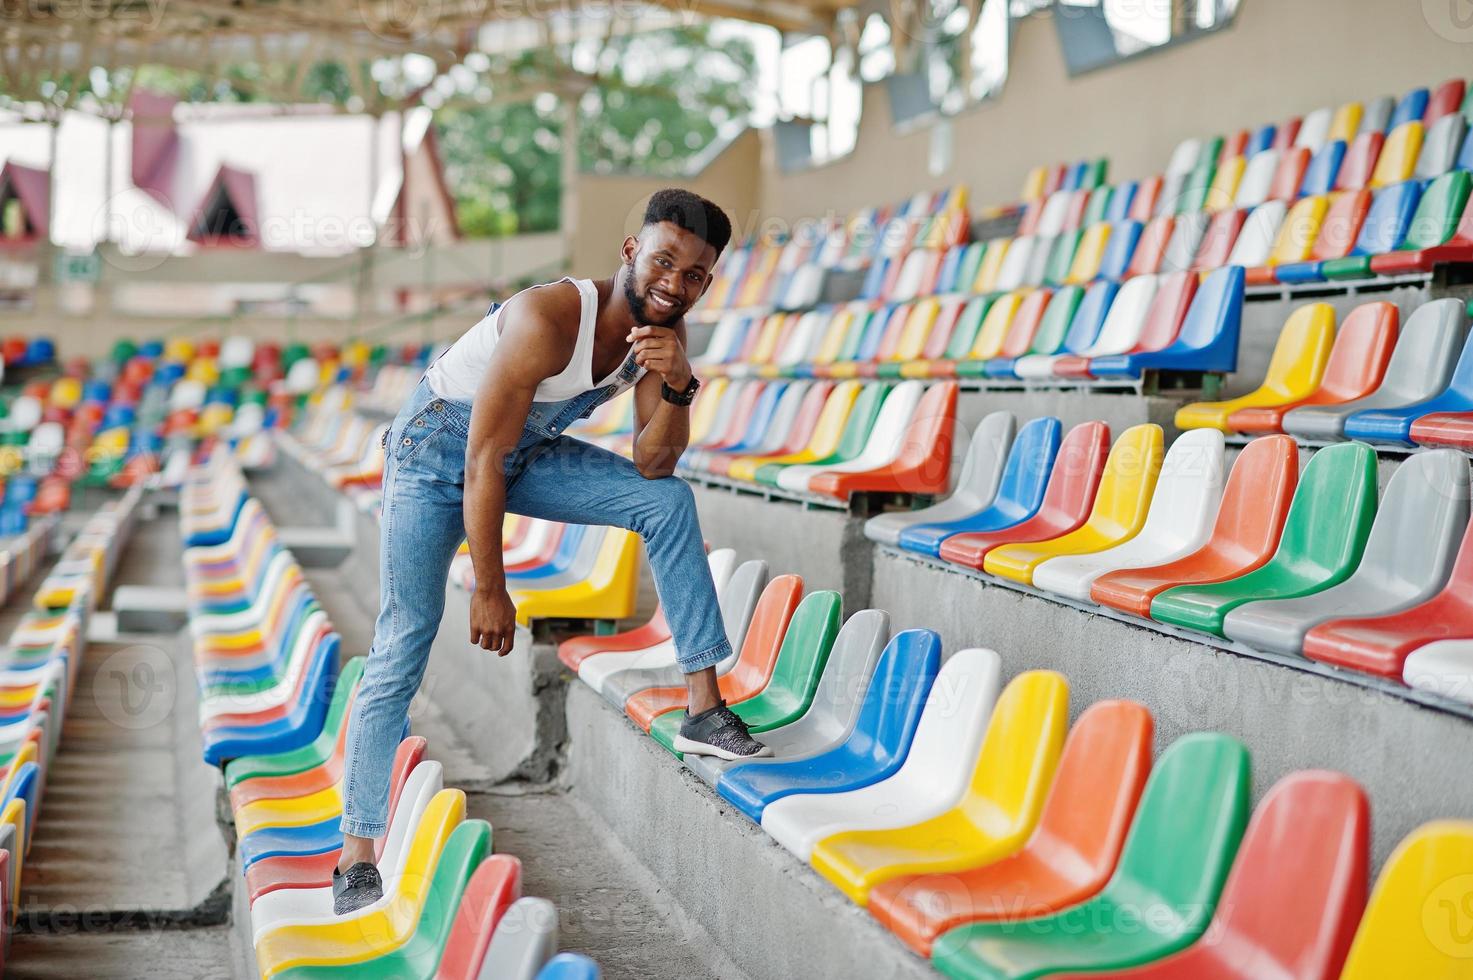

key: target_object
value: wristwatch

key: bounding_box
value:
[661,375,701,407]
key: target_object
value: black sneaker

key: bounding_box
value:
[332,862,383,914]
[674,700,774,761]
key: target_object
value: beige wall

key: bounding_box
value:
[759,0,1473,222]
[569,128,764,278]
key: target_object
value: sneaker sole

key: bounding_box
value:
[673,735,774,761]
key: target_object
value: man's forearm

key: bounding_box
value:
[633,399,690,478]
[464,454,508,592]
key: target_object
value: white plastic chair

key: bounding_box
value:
[1224,199,1288,268]
[1234,150,1280,209]
[775,381,925,493]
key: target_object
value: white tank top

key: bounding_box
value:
[424,277,645,403]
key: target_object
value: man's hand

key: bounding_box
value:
[628,325,692,390]
[469,585,517,657]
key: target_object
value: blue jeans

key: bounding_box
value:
[340,378,731,837]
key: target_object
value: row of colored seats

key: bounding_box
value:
[695,265,1244,384]
[0,489,143,975]
[866,407,1473,701]
[180,448,603,979]
[276,387,388,513]
[1179,296,1473,449]
[559,544,1473,978]
[674,377,958,499]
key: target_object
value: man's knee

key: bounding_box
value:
[641,476,698,529]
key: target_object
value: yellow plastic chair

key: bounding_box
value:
[513,527,641,625]
[734,248,782,308]
[725,381,861,482]
[235,783,342,838]
[187,357,220,385]
[686,378,731,446]
[1064,223,1112,284]
[809,309,862,375]
[164,337,196,362]
[1371,122,1425,188]
[1261,195,1330,271]
[253,789,466,977]
[968,291,1027,361]
[809,670,1068,906]
[0,742,38,804]
[1329,101,1364,143]
[1175,303,1335,431]
[49,377,82,410]
[1204,155,1246,212]
[985,424,1164,584]
[1,798,26,920]
[1340,820,1473,979]
[887,299,941,368]
[1020,167,1048,203]
[972,238,1011,293]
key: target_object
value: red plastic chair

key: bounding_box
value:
[226,689,366,811]
[869,700,1153,956]
[1273,116,1303,151]
[624,574,801,731]
[558,608,670,673]
[1053,770,1369,980]
[505,524,566,574]
[1426,78,1467,124]
[856,305,917,378]
[1091,435,1298,617]
[709,382,834,477]
[1220,130,1249,162]
[1081,271,1196,377]
[809,382,957,498]
[1410,410,1473,450]
[1304,513,1473,679]
[1127,177,1164,223]
[1124,216,1174,277]
[1268,147,1311,201]
[1335,133,1385,194]
[939,421,1109,570]
[433,855,524,980]
[1190,209,1248,274]
[990,289,1053,360]
[1228,301,1397,434]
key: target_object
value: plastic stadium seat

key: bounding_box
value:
[809,382,959,499]
[252,788,466,976]
[938,421,1107,568]
[1151,442,1378,637]
[1088,266,1242,379]
[1233,150,1278,208]
[1296,107,1334,153]
[1414,113,1467,179]
[1318,181,1421,281]
[1124,215,1172,276]
[1229,301,1396,433]
[1014,282,1119,378]
[1050,274,1157,378]
[1158,211,1208,274]
[1303,495,1473,680]
[984,287,1083,379]
[1222,450,1469,656]
[761,647,1001,861]
[1369,171,1473,275]
[898,417,1061,557]
[1032,429,1224,602]
[478,896,559,979]
[1346,313,1473,445]
[1094,219,1142,280]
[1051,771,1369,980]
[1329,134,1376,194]
[201,632,338,765]
[958,291,1052,378]
[1369,122,1425,186]
[224,661,372,790]
[534,953,602,980]
[865,411,1014,546]
[1427,77,1467,123]
[868,700,1151,956]
[1271,184,1371,281]
[931,733,1250,980]
[717,628,940,823]
[1079,270,1195,377]
[1411,410,1473,450]
[1284,298,1466,441]
[1188,208,1246,273]
[1338,821,1473,979]
[712,383,833,477]
[1246,194,1331,283]
[509,527,640,626]
[775,382,917,492]
[1175,303,1335,431]
[984,424,1163,585]
[649,589,841,757]
[810,671,1069,906]
[580,558,764,707]
[1223,200,1287,269]
[247,758,442,939]
[1270,145,1315,199]
[1405,640,1473,704]
[750,382,879,486]
[624,575,801,732]
[433,855,524,980]
[1063,222,1111,283]
[686,608,891,787]
[992,237,1036,292]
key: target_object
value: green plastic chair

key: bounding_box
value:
[1043,229,1085,287]
[650,590,841,757]
[223,657,365,787]
[1387,169,1472,256]
[960,286,1083,380]
[956,244,988,294]
[945,298,996,360]
[272,819,492,979]
[1150,441,1378,636]
[932,732,1251,980]
[1082,158,1110,190]
[754,383,889,486]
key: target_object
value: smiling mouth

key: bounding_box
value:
[647,289,682,314]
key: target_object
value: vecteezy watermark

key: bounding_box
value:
[1423,0,1473,42]
[0,0,169,30]
[1424,872,1473,958]
[92,643,177,732]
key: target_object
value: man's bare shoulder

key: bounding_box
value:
[502,280,584,346]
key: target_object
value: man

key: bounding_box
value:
[332,189,770,913]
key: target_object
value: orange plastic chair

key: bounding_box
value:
[809,382,958,499]
[1228,302,1397,434]
[1091,435,1298,618]
[868,700,1153,956]
[624,575,802,731]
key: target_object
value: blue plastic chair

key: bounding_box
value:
[201,633,339,765]
[898,416,1062,556]
[1247,124,1276,156]
[185,490,249,549]
[934,246,966,294]
[239,815,342,867]
[1390,87,1430,130]
[1299,139,1346,197]
[716,629,941,824]
[1097,221,1142,281]
[1104,182,1138,223]
[506,524,586,582]
[726,382,789,453]
[197,589,317,689]
[1055,280,1118,357]
[1345,321,1473,445]
[1061,161,1085,191]
[860,257,892,301]
[536,953,603,980]
[3,763,38,842]
[1089,265,1244,377]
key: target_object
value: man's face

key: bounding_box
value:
[621,221,719,327]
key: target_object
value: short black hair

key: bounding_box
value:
[643,188,732,255]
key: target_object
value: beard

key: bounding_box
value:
[624,273,685,327]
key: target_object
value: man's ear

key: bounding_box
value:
[696,270,715,301]
[620,234,639,266]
